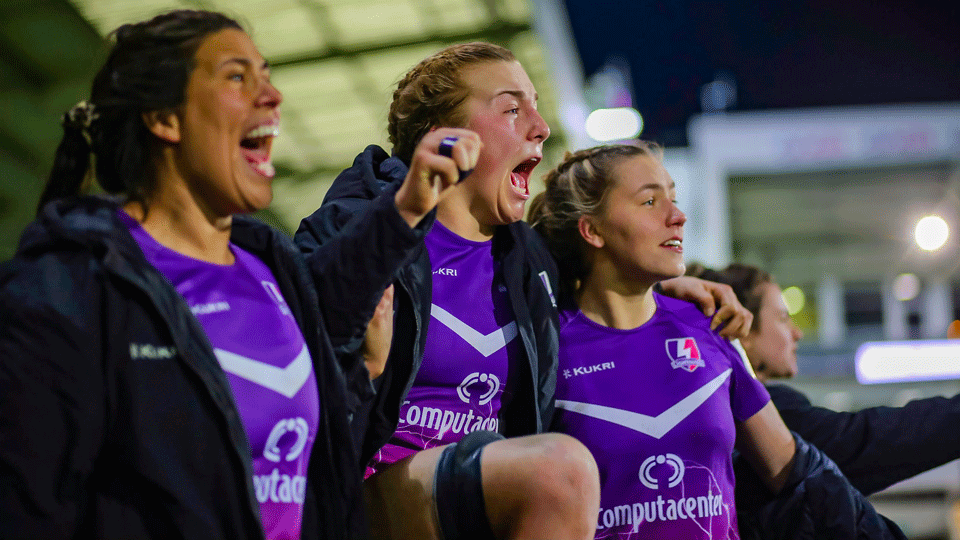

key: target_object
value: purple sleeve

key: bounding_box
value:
[724,339,770,421]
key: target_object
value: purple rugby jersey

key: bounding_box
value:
[123,212,319,540]
[367,222,518,476]
[552,293,769,540]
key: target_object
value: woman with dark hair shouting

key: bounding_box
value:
[0,10,445,539]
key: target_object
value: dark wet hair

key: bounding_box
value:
[37,9,242,213]
[529,142,663,301]
[388,42,515,164]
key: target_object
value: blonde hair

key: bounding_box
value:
[529,142,663,299]
[388,42,515,163]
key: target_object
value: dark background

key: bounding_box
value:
[563,0,960,146]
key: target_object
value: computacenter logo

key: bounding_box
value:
[595,453,725,533]
[397,371,503,438]
[263,417,309,463]
[639,454,684,489]
[457,372,500,405]
[254,417,310,505]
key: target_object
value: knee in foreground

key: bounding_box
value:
[523,434,600,511]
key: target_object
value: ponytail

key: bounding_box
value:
[37,101,98,213]
[36,10,242,214]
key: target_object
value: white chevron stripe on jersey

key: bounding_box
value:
[215,344,312,398]
[431,304,518,357]
[556,368,732,439]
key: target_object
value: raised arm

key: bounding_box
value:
[296,130,481,359]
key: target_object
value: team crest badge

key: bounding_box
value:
[665,337,705,372]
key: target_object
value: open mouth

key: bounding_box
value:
[661,239,683,251]
[510,157,540,196]
[240,123,278,178]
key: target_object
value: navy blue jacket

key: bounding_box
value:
[735,432,906,539]
[769,382,960,495]
[0,197,368,540]
[296,145,560,465]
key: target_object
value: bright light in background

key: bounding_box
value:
[914,215,949,251]
[892,273,921,301]
[585,108,643,142]
[781,286,805,315]
[856,340,960,383]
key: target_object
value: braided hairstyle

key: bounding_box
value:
[388,42,515,164]
[686,262,773,331]
[38,10,242,213]
[529,142,663,301]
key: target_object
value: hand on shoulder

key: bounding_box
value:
[658,275,753,339]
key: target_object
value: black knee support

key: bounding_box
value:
[434,430,505,540]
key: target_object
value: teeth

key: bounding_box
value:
[663,240,681,247]
[244,124,279,139]
[254,161,275,178]
[515,157,540,173]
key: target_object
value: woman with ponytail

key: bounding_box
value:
[529,143,905,539]
[0,9,442,539]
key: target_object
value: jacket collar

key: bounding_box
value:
[25,196,282,268]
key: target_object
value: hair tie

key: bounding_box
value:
[62,100,99,146]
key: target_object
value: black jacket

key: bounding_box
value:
[769,382,960,496]
[296,145,560,465]
[735,432,906,540]
[0,197,368,540]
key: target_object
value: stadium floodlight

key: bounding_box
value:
[585,108,643,142]
[914,215,949,251]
